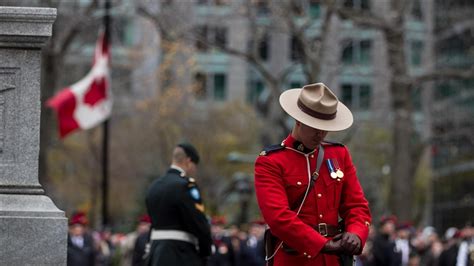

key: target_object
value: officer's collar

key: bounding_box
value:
[170,164,186,177]
[282,134,314,154]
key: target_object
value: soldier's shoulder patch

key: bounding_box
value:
[322,140,345,147]
[259,144,285,156]
[189,187,201,201]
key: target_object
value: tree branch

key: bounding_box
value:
[57,0,100,56]
[436,19,474,42]
[413,67,474,85]
[336,7,391,31]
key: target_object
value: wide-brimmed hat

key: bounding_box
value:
[279,83,353,131]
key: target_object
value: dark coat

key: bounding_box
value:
[67,233,96,266]
[208,235,236,266]
[372,233,401,266]
[238,236,265,266]
[145,168,212,266]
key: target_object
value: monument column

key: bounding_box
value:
[0,7,66,265]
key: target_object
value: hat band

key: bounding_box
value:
[297,99,337,120]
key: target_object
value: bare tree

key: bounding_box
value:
[336,0,474,220]
[137,0,341,144]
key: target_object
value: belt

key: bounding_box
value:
[316,223,342,237]
[150,229,198,246]
[282,223,343,255]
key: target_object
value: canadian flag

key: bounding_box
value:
[47,31,112,138]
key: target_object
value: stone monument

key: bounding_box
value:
[0,7,66,265]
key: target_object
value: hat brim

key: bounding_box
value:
[280,89,353,131]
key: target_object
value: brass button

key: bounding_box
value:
[303,252,307,256]
[319,214,323,218]
[317,193,322,198]
[307,255,312,258]
[297,181,302,185]
[310,154,314,158]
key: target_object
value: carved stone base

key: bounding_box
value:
[0,194,67,265]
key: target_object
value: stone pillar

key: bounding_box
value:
[0,7,66,265]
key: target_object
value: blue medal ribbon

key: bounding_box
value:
[326,159,337,178]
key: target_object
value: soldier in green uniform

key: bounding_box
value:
[145,143,212,266]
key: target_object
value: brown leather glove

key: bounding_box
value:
[340,232,361,255]
[322,233,344,254]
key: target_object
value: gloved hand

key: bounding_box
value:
[322,233,343,254]
[340,232,361,255]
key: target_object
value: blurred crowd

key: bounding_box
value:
[358,216,474,266]
[66,212,265,266]
[66,212,473,266]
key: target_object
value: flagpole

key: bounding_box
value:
[102,0,111,228]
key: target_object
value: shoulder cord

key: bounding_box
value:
[265,144,325,262]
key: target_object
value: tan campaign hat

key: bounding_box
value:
[279,83,353,131]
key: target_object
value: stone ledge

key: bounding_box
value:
[0,7,56,24]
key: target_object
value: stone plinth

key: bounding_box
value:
[0,7,66,265]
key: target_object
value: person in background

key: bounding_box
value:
[145,143,212,266]
[67,212,96,266]
[132,215,152,266]
[395,222,414,266]
[120,214,151,266]
[208,216,236,266]
[372,215,400,266]
[239,220,266,266]
[439,227,461,266]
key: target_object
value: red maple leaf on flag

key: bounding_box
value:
[84,77,108,106]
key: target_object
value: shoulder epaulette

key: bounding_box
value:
[259,144,285,156]
[322,140,345,147]
[186,177,196,187]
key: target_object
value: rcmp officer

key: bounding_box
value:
[145,143,212,266]
[254,83,372,266]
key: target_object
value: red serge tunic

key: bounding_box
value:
[254,135,371,266]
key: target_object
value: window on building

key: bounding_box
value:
[309,0,321,19]
[114,17,135,47]
[359,84,371,110]
[258,34,269,61]
[341,39,372,65]
[197,0,208,4]
[248,80,265,103]
[195,25,227,51]
[162,0,173,6]
[215,0,230,5]
[194,73,227,101]
[343,0,370,10]
[411,40,424,66]
[213,73,227,101]
[291,0,305,16]
[341,84,353,108]
[290,81,303,89]
[194,73,207,100]
[290,35,303,61]
[341,83,372,110]
[342,40,354,64]
[360,39,372,65]
[215,27,227,49]
[255,0,270,15]
[195,25,208,52]
[411,0,423,20]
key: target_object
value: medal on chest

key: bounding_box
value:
[326,159,343,181]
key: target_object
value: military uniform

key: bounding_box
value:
[254,134,372,266]
[145,167,212,266]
